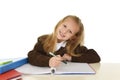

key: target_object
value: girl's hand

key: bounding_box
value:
[62,54,72,61]
[49,55,63,67]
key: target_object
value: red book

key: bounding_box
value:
[0,70,22,80]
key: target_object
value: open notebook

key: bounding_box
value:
[16,62,95,75]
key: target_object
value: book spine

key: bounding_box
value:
[0,58,28,74]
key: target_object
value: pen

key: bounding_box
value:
[49,52,67,64]
[0,60,12,66]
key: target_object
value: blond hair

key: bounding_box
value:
[42,15,84,56]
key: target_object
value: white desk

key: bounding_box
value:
[21,63,120,80]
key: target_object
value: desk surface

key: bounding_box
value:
[21,63,120,80]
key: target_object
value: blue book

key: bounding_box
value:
[0,57,28,74]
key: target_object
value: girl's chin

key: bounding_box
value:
[57,35,62,39]
[57,35,66,41]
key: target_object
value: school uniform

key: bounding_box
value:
[28,35,101,67]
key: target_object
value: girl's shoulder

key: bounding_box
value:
[74,44,88,51]
[38,34,49,42]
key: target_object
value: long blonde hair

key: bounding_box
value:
[42,15,84,56]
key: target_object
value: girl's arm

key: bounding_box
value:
[28,38,51,67]
[71,45,101,63]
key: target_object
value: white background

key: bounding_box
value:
[0,0,120,63]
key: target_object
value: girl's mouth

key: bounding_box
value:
[59,31,65,38]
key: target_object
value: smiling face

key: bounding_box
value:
[56,18,79,42]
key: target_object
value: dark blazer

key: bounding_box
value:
[28,35,101,67]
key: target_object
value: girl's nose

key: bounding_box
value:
[62,29,68,34]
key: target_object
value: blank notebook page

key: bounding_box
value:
[16,62,95,75]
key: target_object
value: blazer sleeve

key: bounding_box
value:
[28,37,50,67]
[71,45,101,63]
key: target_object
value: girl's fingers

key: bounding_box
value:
[49,56,62,67]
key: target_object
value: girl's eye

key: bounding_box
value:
[63,25,67,28]
[69,30,72,34]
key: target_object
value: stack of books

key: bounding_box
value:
[0,57,28,80]
[0,70,22,80]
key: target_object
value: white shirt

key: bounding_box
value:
[55,41,67,51]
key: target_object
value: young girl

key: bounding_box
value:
[28,15,101,68]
